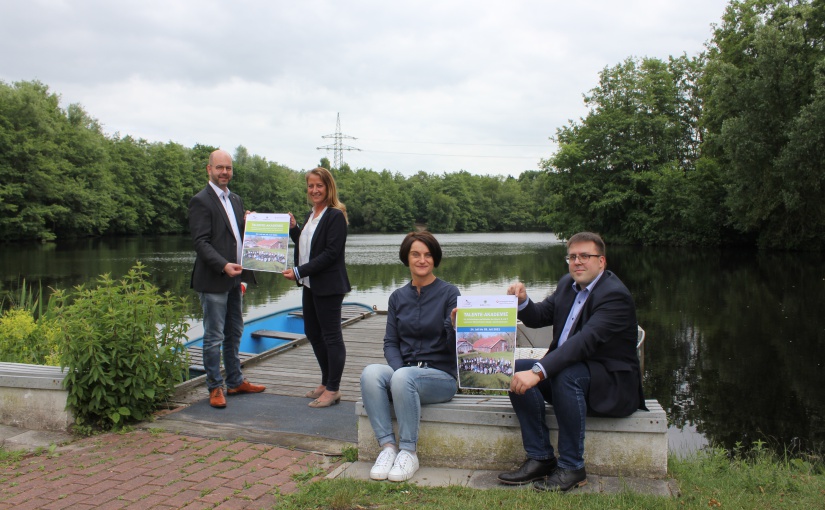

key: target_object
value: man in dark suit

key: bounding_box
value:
[189,149,265,409]
[497,232,645,492]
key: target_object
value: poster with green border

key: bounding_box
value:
[241,213,290,273]
[455,295,517,390]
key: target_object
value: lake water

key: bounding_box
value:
[2,232,823,457]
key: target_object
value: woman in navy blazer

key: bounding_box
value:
[283,167,351,408]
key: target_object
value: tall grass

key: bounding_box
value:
[0,279,61,365]
[0,279,48,319]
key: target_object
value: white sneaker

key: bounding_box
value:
[388,449,419,482]
[369,447,398,480]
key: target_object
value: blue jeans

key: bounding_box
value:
[360,364,457,452]
[199,286,245,391]
[509,359,591,470]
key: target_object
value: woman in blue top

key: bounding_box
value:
[360,231,460,482]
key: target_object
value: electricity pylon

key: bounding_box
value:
[317,113,360,170]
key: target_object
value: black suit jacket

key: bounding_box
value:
[288,207,351,296]
[520,270,645,417]
[189,185,254,293]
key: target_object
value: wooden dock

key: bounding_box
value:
[239,311,387,402]
[176,307,387,404]
[175,306,567,405]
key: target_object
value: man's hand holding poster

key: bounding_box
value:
[455,295,517,390]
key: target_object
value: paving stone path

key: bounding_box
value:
[0,430,342,509]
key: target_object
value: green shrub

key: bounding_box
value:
[0,308,61,365]
[53,262,190,430]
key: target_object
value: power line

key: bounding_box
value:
[316,116,549,165]
[362,149,543,159]
[316,113,361,169]
[361,138,550,148]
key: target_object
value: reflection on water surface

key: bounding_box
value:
[1,233,822,456]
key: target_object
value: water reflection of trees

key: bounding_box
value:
[616,245,825,453]
[3,235,823,454]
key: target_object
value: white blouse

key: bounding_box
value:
[297,206,327,288]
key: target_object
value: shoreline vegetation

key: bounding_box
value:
[0,265,189,433]
[2,2,823,250]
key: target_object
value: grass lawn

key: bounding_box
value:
[277,446,825,510]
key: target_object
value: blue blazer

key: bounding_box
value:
[520,270,645,417]
[289,207,351,296]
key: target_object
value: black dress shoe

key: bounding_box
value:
[532,466,587,492]
[497,457,558,485]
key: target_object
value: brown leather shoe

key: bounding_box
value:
[209,387,226,408]
[227,379,266,395]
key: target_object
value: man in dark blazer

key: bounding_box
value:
[497,232,645,492]
[189,149,265,409]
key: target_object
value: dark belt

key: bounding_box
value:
[405,361,429,368]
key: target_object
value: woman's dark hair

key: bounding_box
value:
[399,231,443,267]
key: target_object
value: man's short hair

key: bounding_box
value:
[399,231,443,267]
[567,232,606,256]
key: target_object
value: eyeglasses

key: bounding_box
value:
[212,165,233,171]
[565,253,601,263]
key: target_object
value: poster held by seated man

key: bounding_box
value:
[498,231,645,492]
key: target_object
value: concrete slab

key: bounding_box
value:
[333,461,475,487]
[0,386,73,431]
[357,397,668,478]
[0,425,73,452]
[333,461,678,496]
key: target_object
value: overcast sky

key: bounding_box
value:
[1,0,729,177]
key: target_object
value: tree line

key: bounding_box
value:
[0,80,545,242]
[542,0,824,249]
[1,1,822,248]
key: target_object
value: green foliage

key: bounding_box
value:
[0,79,544,240]
[536,0,823,249]
[1,278,41,317]
[0,446,27,465]
[542,55,710,244]
[0,280,61,365]
[290,463,327,482]
[54,263,190,431]
[0,308,61,365]
[7,15,825,253]
[671,442,825,509]
[703,0,825,249]
[340,445,358,463]
[267,445,825,509]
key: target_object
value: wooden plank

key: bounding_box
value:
[186,347,256,367]
[250,330,305,340]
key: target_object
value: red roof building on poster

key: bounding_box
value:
[472,336,510,353]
